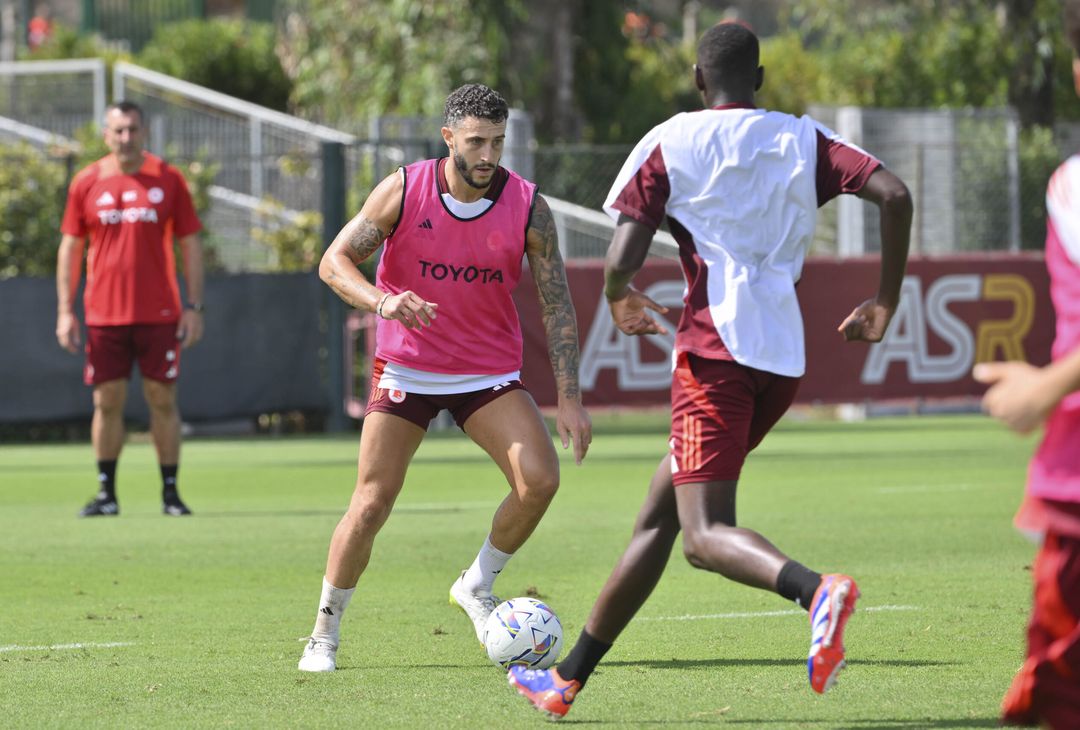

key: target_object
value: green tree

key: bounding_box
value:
[0,143,68,278]
[278,0,521,128]
[138,19,292,111]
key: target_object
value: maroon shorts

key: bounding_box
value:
[669,352,800,486]
[84,323,181,386]
[364,358,526,431]
[1002,529,1080,728]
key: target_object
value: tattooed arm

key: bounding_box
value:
[526,194,592,464]
[319,170,436,328]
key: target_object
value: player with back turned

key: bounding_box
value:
[509,22,912,718]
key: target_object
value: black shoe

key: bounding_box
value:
[79,496,119,517]
[162,498,192,516]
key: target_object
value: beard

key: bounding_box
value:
[453,151,493,189]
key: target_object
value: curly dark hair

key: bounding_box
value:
[443,84,509,128]
[696,22,759,89]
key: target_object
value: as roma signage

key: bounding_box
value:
[514,255,1054,407]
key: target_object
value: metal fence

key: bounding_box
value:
[4,59,1080,273]
[809,106,1027,256]
[0,59,105,139]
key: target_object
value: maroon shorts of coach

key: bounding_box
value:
[84,323,181,386]
[364,358,527,431]
[1002,523,1080,729]
[669,352,800,486]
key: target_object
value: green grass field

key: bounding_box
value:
[0,413,1040,728]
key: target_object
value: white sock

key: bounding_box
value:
[310,577,355,646]
[461,535,513,596]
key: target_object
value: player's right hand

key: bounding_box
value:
[380,290,438,329]
[608,287,669,336]
[974,361,1055,435]
[56,312,81,353]
[838,298,894,342]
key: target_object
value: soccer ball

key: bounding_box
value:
[482,597,563,670]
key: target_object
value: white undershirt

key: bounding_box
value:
[378,360,520,395]
[440,192,494,218]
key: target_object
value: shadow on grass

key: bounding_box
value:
[602,657,958,670]
[724,720,999,729]
[546,718,998,728]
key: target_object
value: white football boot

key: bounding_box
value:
[449,571,500,644]
[298,638,337,672]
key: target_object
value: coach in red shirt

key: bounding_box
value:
[56,100,204,518]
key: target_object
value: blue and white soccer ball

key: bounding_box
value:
[482,597,564,670]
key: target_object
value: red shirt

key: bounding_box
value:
[61,153,202,326]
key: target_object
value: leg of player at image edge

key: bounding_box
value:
[508,573,859,720]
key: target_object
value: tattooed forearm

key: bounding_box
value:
[527,197,582,400]
[320,215,386,310]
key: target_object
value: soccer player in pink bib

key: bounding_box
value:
[298,84,592,672]
[979,4,1080,726]
[510,22,912,717]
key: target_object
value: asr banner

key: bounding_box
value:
[515,255,1054,407]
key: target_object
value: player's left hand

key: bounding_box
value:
[177,309,204,349]
[974,361,1054,434]
[556,396,592,465]
[838,298,894,342]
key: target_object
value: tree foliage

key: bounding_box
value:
[761,0,1080,125]
[278,0,520,128]
[138,19,292,112]
[0,143,68,278]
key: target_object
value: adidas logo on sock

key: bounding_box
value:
[320,606,334,616]
[418,218,433,229]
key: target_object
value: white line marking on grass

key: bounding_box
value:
[639,605,917,621]
[876,484,976,494]
[0,641,134,653]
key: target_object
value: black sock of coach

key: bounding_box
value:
[161,464,179,502]
[777,560,822,610]
[556,629,613,688]
[96,459,117,500]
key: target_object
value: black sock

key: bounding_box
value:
[776,560,822,610]
[161,464,179,502]
[96,460,117,500]
[556,629,612,688]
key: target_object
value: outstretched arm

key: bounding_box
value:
[975,346,1080,434]
[603,215,670,336]
[837,167,913,342]
[525,195,591,464]
[319,170,436,328]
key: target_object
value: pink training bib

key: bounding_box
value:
[374,158,537,374]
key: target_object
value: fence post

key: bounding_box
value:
[322,140,348,432]
[81,0,96,34]
[1005,111,1022,252]
[835,106,867,256]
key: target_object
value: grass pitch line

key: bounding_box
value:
[0,641,135,653]
[639,605,917,621]
[877,483,977,494]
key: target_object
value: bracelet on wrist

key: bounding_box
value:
[376,293,390,319]
[184,302,204,313]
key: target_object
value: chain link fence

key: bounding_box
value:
[4,59,1080,275]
